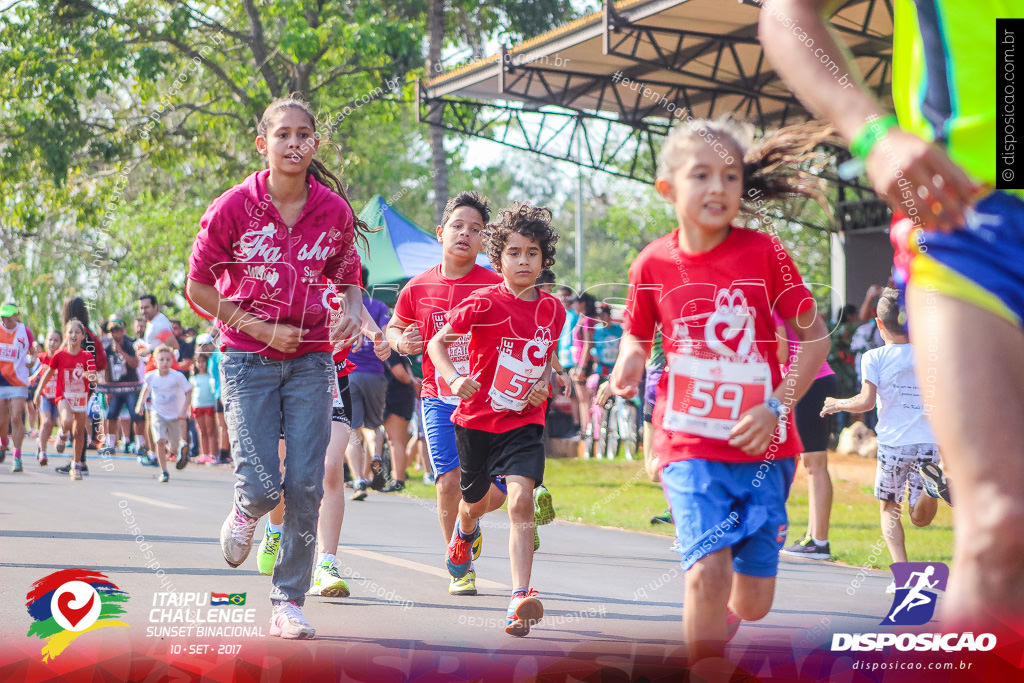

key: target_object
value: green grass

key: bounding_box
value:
[397,452,954,570]
[784,457,954,570]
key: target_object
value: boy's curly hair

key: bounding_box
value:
[486,202,559,271]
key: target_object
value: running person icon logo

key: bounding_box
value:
[882,562,949,625]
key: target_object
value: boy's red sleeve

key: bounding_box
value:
[393,283,415,325]
[446,293,484,336]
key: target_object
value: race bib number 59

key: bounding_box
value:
[663,354,770,440]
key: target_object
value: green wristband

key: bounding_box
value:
[849,114,899,159]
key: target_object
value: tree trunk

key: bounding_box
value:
[427,0,449,224]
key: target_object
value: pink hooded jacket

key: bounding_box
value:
[188,169,361,360]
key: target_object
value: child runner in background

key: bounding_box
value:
[190,344,218,464]
[428,202,564,636]
[136,346,191,483]
[380,352,417,492]
[386,191,510,597]
[34,320,99,481]
[820,287,950,588]
[609,118,831,666]
[186,94,362,640]
[0,302,33,473]
[777,305,840,561]
[32,330,62,466]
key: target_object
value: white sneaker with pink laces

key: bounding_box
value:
[220,503,259,567]
[269,601,315,639]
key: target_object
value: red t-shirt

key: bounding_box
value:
[624,227,813,468]
[49,348,96,410]
[447,284,565,433]
[35,353,58,400]
[393,264,501,403]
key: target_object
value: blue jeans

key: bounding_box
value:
[220,348,334,605]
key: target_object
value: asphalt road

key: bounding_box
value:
[0,445,894,680]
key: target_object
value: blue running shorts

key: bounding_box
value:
[662,456,796,578]
[422,397,461,478]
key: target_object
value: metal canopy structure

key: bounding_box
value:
[419,0,895,233]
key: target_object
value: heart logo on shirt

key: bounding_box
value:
[705,289,753,358]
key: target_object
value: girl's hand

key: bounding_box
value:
[449,376,480,399]
[258,322,308,355]
[570,366,585,383]
[820,397,840,416]
[399,325,423,355]
[85,371,100,384]
[728,404,778,455]
[525,380,548,408]
[330,313,361,349]
[595,380,613,406]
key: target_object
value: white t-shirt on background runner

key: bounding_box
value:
[143,370,191,420]
[860,343,935,447]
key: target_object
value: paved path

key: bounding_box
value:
[0,447,893,679]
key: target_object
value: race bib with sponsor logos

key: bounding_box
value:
[487,330,552,413]
[0,343,18,363]
[662,288,771,440]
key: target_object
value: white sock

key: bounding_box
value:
[266,521,283,535]
[106,434,115,448]
[813,537,828,545]
[319,553,335,565]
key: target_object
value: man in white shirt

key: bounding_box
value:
[137,294,179,359]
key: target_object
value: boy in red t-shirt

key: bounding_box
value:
[427,202,565,637]
[386,191,513,597]
[610,119,831,666]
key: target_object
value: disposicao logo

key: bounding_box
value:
[25,569,129,661]
[831,562,996,653]
[883,562,948,625]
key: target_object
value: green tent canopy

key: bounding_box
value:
[355,195,491,306]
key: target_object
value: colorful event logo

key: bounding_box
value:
[25,569,129,661]
[882,562,949,626]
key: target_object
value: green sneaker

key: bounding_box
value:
[312,559,351,598]
[256,527,281,576]
[534,525,540,552]
[534,485,555,526]
[448,568,478,596]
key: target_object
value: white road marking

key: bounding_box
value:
[340,545,508,590]
[111,491,187,510]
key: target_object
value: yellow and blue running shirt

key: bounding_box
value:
[892,1,1024,327]
[892,0,1023,194]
